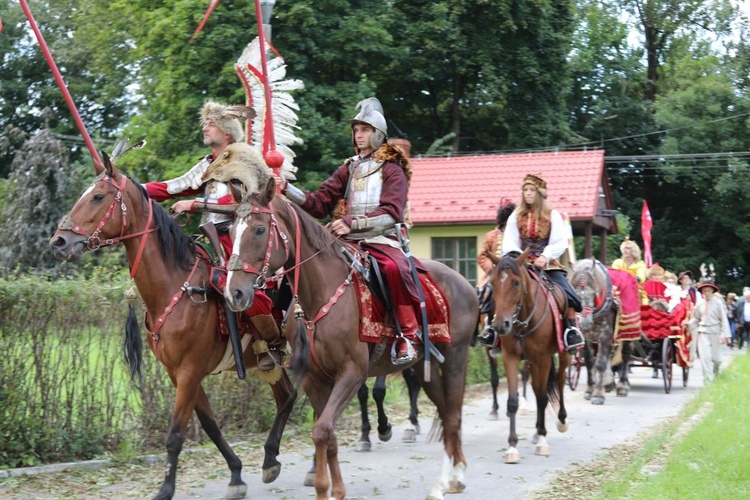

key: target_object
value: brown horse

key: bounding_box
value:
[49,155,296,500]
[488,248,570,463]
[224,180,478,500]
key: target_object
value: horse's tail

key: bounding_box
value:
[123,304,143,384]
[546,356,560,408]
[290,319,309,379]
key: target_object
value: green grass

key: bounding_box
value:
[597,353,750,499]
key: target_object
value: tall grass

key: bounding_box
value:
[598,353,750,498]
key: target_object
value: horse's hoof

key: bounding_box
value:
[262,464,281,484]
[402,428,417,443]
[378,425,393,442]
[557,420,569,433]
[303,471,315,487]
[531,433,539,445]
[448,479,466,493]
[413,423,421,435]
[426,488,445,500]
[604,382,616,392]
[535,445,550,456]
[583,391,592,401]
[356,440,371,452]
[591,396,605,405]
[505,448,521,464]
[617,388,629,397]
[225,483,248,499]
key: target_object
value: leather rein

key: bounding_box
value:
[229,198,358,379]
[507,265,555,338]
[57,173,157,279]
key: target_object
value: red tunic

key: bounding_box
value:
[298,160,420,305]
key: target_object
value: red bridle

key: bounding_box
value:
[57,173,157,278]
[227,200,290,289]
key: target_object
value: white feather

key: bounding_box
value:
[235,37,304,181]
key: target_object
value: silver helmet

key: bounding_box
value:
[348,97,387,151]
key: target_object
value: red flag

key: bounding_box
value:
[642,200,653,267]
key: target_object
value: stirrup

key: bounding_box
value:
[564,326,584,350]
[478,325,499,348]
[391,337,416,365]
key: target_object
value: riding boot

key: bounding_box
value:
[563,309,584,353]
[393,305,418,365]
[478,315,500,350]
[249,313,285,371]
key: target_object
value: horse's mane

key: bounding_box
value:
[131,178,195,271]
[498,253,523,275]
[279,199,338,256]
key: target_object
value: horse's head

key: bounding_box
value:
[570,259,598,329]
[490,247,531,335]
[50,152,132,262]
[225,178,287,311]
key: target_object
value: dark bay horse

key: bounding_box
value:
[488,248,569,464]
[49,156,296,500]
[570,258,631,404]
[224,181,477,500]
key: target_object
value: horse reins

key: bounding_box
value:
[58,173,157,278]
[509,266,552,338]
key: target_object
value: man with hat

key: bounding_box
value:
[686,278,731,383]
[501,173,585,353]
[143,101,283,372]
[274,97,419,365]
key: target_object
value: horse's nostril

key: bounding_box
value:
[51,236,64,248]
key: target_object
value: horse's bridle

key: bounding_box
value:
[57,173,156,278]
[507,265,552,338]
[227,201,290,289]
[575,259,613,321]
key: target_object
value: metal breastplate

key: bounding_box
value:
[201,180,233,227]
[346,157,384,218]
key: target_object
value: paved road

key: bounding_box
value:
[177,348,740,500]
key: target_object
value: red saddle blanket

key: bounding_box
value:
[608,268,642,342]
[353,272,451,344]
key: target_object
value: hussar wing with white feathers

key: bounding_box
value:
[235,37,304,181]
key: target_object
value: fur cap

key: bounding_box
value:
[200,102,255,144]
[522,173,547,199]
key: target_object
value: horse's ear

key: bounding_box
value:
[229,182,243,205]
[518,247,531,264]
[102,151,115,178]
[262,177,276,205]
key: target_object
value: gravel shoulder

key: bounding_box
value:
[2,348,738,499]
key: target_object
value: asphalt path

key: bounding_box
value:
[176,347,741,500]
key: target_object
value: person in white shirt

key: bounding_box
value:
[501,173,584,352]
[687,280,731,383]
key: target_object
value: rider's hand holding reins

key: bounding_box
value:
[327,219,351,236]
[533,255,548,269]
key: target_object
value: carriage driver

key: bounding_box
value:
[274,97,419,365]
[501,174,585,353]
[143,101,283,372]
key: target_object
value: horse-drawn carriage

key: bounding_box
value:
[630,296,692,393]
[568,262,693,401]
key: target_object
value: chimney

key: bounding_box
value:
[388,138,411,158]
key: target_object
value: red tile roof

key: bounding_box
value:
[408,150,606,225]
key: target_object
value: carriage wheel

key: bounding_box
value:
[567,350,583,391]
[682,365,689,387]
[661,339,673,394]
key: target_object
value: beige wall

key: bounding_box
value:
[409,224,495,284]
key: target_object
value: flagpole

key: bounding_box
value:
[19,0,102,168]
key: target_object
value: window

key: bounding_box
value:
[432,237,477,285]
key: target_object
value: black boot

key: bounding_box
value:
[564,318,584,352]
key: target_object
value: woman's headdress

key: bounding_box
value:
[522,174,547,199]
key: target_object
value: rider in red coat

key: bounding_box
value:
[275,97,419,364]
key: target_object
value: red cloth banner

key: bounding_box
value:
[642,200,653,267]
